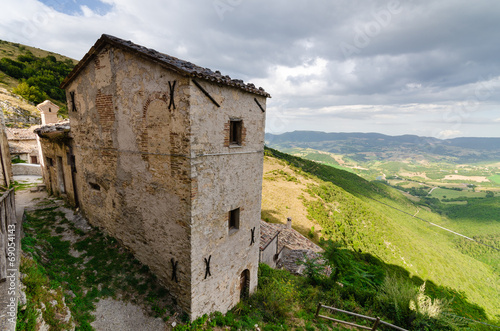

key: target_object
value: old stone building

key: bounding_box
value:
[6,127,40,164]
[35,121,76,203]
[260,218,323,273]
[42,34,270,319]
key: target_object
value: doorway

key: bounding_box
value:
[56,156,66,194]
[240,269,250,299]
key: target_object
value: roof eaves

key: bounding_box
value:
[60,34,271,98]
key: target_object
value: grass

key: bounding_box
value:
[0,39,76,63]
[430,188,486,200]
[20,198,182,330]
[17,255,74,330]
[488,174,500,184]
[10,179,42,191]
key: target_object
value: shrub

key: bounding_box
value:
[247,264,298,322]
[376,274,418,327]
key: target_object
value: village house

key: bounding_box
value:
[260,218,323,274]
[36,34,270,320]
[35,121,74,200]
[6,127,40,164]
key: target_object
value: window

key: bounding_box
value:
[229,208,240,232]
[70,91,77,112]
[48,107,52,113]
[30,155,38,164]
[229,119,242,146]
[46,157,54,167]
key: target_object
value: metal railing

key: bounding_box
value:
[315,303,408,331]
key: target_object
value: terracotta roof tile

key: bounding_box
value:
[6,127,40,140]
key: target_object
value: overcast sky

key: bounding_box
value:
[1,0,499,138]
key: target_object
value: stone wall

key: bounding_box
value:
[0,111,12,187]
[0,188,16,281]
[37,137,77,206]
[260,235,279,268]
[12,164,42,176]
[189,81,266,317]
[66,46,193,313]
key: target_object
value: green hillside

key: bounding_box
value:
[0,39,77,116]
[262,148,499,320]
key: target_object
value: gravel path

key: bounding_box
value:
[91,298,168,331]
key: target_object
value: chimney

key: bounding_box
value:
[286,217,292,229]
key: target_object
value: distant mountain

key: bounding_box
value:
[265,131,500,163]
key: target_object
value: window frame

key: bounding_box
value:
[229,119,243,146]
[228,208,240,234]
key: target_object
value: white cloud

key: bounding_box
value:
[438,130,462,139]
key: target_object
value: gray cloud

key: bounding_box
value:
[0,0,499,137]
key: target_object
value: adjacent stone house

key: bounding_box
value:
[34,121,76,203]
[38,34,270,319]
[6,127,40,164]
[260,218,323,274]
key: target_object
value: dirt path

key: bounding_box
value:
[14,176,47,222]
[91,298,167,331]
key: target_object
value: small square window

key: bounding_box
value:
[229,119,242,146]
[229,208,240,232]
[46,157,54,167]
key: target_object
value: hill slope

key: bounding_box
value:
[0,39,77,90]
[262,147,500,321]
[0,39,77,118]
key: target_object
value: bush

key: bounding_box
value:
[247,264,298,323]
[377,275,463,330]
[376,274,418,327]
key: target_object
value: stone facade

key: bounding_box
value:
[0,110,12,187]
[259,220,280,268]
[259,219,324,275]
[6,127,40,164]
[54,34,269,319]
[35,122,78,206]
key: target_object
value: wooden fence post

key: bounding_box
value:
[371,317,381,330]
[315,302,322,318]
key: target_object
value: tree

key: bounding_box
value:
[13,82,48,104]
